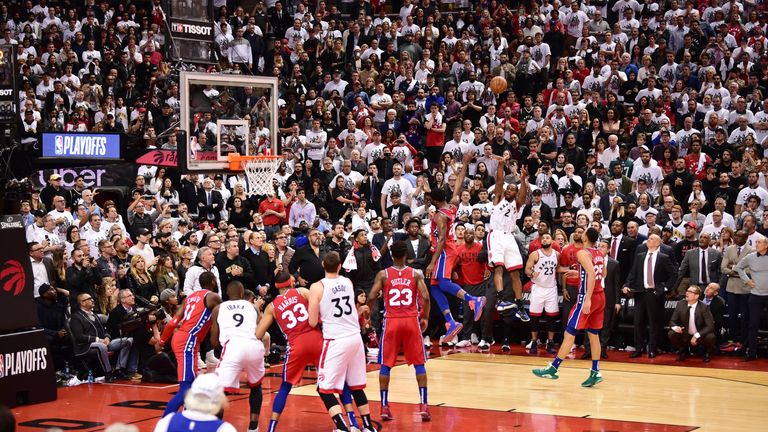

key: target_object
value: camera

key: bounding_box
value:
[119,303,166,335]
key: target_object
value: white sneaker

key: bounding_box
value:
[478,340,491,350]
[455,339,472,348]
[205,350,220,368]
[449,335,458,346]
[423,336,432,347]
[470,333,480,345]
[197,357,206,371]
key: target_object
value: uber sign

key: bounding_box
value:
[169,18,214,42]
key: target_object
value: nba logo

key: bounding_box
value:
[54,135,63,155]
[0,354,4,379]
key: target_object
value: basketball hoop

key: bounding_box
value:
[236,155,282,196]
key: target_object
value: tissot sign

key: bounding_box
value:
[169,18,214,41]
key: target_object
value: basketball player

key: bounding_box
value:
[256,273,362,432]
[160,271,222,417]
[425,151,486,341]
[210,281,265,432]
[368,241,431,422]
[524,233,560,354]
[533,227,606,387]
[308,252,377,432]
[488,154,530,322]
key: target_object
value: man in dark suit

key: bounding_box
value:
[605,220,636,285]
[404,219,431,270]
[359,164,383,216]
[197,178,225,225]
[668,285,716,362]
[675,233,722,295]
[598,181,627,217]
[372,218,407,270]
[269,1,291,37]
[635,226,677,265]
[702,282,727,344]
[623,234,677,358]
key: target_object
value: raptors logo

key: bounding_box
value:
[0,260,26,296]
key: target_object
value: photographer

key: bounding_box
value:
[66,248,103,312]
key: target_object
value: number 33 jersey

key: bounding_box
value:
[319,276,360,339]
[217,299,258,345]
[274,288,315,340]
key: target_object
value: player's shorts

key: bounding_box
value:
[566,291,606,332]
[317,334,367,394]
[283,330,324,385]
[216,337,266,392]
[171,331,200,383]
[488,231,523,271]
[379,316,427,368]
[529,285,560,316]
[431,249,457,285]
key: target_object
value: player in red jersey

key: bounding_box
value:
[369,241,431,422]
[425,151,486,341]
[256,273,361,432]
[533,227,607,387]
[160,271,222,416]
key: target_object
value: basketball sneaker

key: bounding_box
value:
[514,305,531,322]
[532,363,559,379]
[455,339,472,348]
[495,299,515,311]
[470,333,480,345]
[418,403,431,421]
[502,342,511,352]
[529,343,538,355]
[380,405,393,421]
[469,296,486,321]
[444,321,463,341]
[423,336,432,348]
[478,339,491,350]
[546,340,557,355]
[581,370,604,387]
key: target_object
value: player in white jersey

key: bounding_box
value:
[210,281,265,432]
[309,252,377,432]
[524,233,560,355]
[488,155,530,321]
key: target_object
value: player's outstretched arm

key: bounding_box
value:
[414,270,431,331]
[255,304,274,340]
[493,154,507,205]
[516,164,529,209]
[451,150,475,205]
[308,282,323,328]
[159,297,186,346]
[368,270,387,314]
[209,305,222,349]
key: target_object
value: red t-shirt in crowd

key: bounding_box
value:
[259,197,285,226]
[455,241,486,286]
[559,243,583,287]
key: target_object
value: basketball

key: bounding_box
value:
[490,76,508,94]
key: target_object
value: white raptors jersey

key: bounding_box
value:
[532,248,559,289]
[490,199,521,233]
[318,276,360,339]
[217,299,258,345]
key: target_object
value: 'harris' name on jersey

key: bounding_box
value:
[276,295,299,313]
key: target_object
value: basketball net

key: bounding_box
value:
[241,156,281,196]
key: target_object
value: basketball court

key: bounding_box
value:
[9,345,768,431]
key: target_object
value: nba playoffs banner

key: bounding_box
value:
[0,217,38,331]
[42,132,121,160]
[0,329,57,407]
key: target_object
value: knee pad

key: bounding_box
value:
[414,364,426,376]
[379,365,391,377]
[249,385,263,414]
[340,384,353,405]
[272,382,292,414]
[318,391,340,410]
[351,389,368,407]
[547,318,560,333]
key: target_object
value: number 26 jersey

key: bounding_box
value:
[319,276,360,339]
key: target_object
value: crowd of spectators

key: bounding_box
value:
[11,0,768,379]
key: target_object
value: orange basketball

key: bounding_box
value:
[490,76,508,94]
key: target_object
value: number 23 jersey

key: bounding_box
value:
[319,276,360,339]
[383,266,419,318]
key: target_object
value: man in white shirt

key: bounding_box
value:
[369,83,392,126]
[381,163,414,216]
[631,147,664,197]
[81,213,108,259]
[304,118,327,164]
[128,228,155,265]
[182,247,222,297]
[736,171,768,214]
[47,195,75,243]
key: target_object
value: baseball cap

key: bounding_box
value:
[563,190,575,197]
[685,221,698,229]
[531,188,542,195]
[33,209,47,218]
[352,228,368,238]
[137,228,151,237]
[49,173,62,181]
[639,145,650,153]
[38,283,54,297]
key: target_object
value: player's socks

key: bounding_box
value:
[442,310,455,324]
[331,413,349,431]
[552,357,563,369]
[592,360,600,372]
[347,411,359,429]
[268,420,278,432]
[163,381,191,417]
[419,386,428,404]
[361,414,374,430]
[380,389,388,406]
[248,421,258,430]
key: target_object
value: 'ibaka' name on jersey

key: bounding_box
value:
[225,303,246,311]
[276,295,298,312]
[331,285,349,294]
